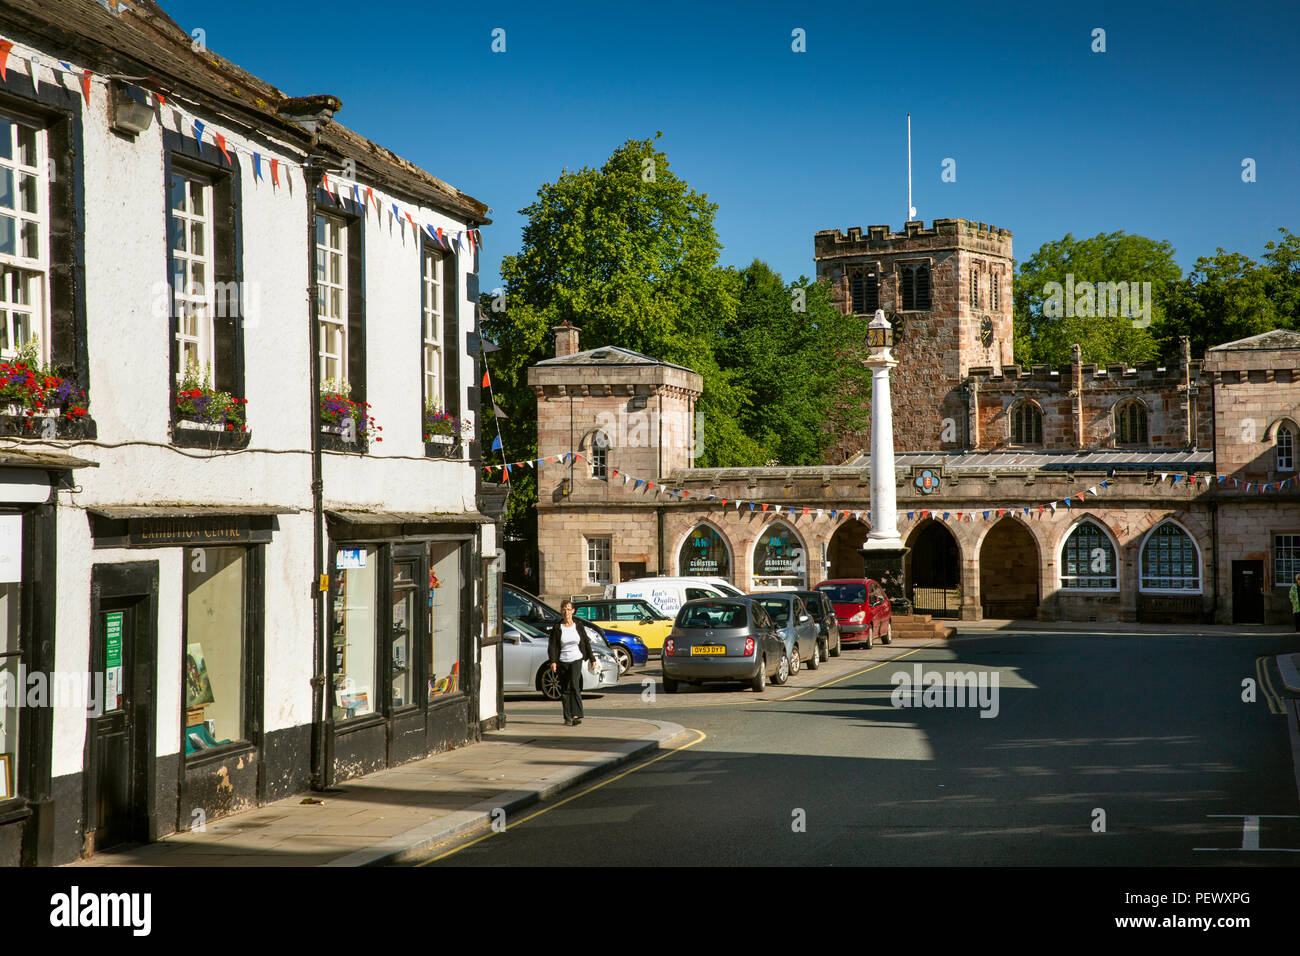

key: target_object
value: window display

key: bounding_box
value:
[333,546,378,719]
[429,542,462,699]
[183,546,246,752]
[752,521,807,589]
[679,524,731,579]
[391,561,416,709]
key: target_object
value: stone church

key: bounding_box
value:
[528,219,1300,625]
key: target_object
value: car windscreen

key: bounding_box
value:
[796,595,824,620]
[816,583,867,604]
[755,598,791,626]
[677,602,748,629]
[506,616,546,639]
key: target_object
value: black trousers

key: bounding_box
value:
[559,659,585,721]
[1294,611,1300,632]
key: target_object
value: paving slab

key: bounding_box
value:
[68,715,688,868]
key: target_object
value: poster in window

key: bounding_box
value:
[105,611,124,712]
[185,643,216,707]
[679,526,730,578]
[753,525,804,579]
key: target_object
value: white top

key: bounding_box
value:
[559,623,583,662]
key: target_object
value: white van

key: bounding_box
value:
[606,577,726,618]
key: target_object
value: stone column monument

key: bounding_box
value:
[860,310,911,613]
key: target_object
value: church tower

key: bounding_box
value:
[814,219,1014,452]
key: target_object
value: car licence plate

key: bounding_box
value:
[691,645,726,655]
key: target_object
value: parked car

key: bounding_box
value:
[770,589,842,659]
[587,624,648,676]
[502,616,619,699]
[660,597,789,693]
[606,578,724,618]
[753,592,823,673]
[814,578,892,648]
[503,583,561,627]
[688,576,746,597]
[572,598,673,654]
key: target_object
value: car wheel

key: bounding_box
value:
[790,645,801,675]
[830,634,842,658]
[772,651,791,685]
[806,640,821,671]
[613,645,632,676]
[863,626,874,649]
[662,675,679,694]
[881,622,893,645]
[751,657,767,692]
[538,666,562,701]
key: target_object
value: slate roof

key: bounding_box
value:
[0,0,490,223]
[1207,329,1300,351]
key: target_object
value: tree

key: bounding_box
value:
[715,261,871,465]
[1013,231,1180,366]
[480,135,756,540]
[1153,249,1276,359]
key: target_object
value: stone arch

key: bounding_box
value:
[674,520,734,583]
[904,518,962,617]
[1007,397,1045,446]
[750,518,809,590]
[1054,514,1121,592]
[1111,396,1150,446]
[978,516,1041,619]
[827,518,871,579]
[1137,517,1203,594]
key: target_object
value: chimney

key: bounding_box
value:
[554,321,580,358]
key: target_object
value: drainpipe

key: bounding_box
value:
[306,155,327,790]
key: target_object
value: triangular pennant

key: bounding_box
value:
[29,56,40,94]
[215,133,231,166]
[270,158,280,187]
[0,42,13,82]
[761,503,769,512]
[192,119,205,149]
[79,69,92,103]
[252,152,263,181]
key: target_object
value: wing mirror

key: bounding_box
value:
[504,630,521,644]
[798,614,810,623]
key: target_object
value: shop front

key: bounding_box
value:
[323,511,488,785]
[85,505,289,851]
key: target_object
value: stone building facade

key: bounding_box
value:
[530,221,1300,628]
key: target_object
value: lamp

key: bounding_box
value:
[110,80,154,137]
[866,309,894,352]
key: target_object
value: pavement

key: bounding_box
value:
[69,714,689,867]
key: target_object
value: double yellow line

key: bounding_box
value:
[1257,656,1286,715]
[417,644,935,863]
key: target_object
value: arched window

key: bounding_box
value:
[1140,521,1200,592]
[589,429,609,480]
[1010,400,1043,446]
[678,523,732,581]
[1059,519,1118,590]
[1114,400,1148,445]
[751,521,807,589]
[1277,424,1295,472]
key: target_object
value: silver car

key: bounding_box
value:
[754,594,823,674]
[660,597,789,693]
[502,616,619,699]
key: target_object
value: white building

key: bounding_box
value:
[0,0,505,865]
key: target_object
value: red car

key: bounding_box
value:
[813,578,892,648]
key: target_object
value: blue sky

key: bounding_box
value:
[162,0,1299,292]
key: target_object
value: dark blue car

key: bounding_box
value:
[598,627,648,675]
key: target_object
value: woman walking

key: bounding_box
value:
[548,600,598,725]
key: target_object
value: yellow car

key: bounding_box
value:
[573,599,675,652]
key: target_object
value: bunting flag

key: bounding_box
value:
[215,132,231,165]
[80,69,91,103]
[490,435,502,452]
[270,158,280,187]
[481,369,490,388]
[0,41,12,81]
[252,152,263,181]
[28,56,39,94]
[192,119,205,149]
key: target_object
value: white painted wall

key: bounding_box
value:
[16,54,491,782]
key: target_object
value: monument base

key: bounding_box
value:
[859,544,911,616]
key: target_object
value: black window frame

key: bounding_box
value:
[315,186,368,453]
[422,237,461,458]
[849,268,879,314]
[0,84,94,440]
[899,262,932,311]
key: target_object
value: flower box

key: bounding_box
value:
[428,433,453,445]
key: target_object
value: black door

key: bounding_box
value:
[90,603,145,851]
[1232,561,1265,624]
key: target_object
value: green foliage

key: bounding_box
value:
[1013,231,1180,366]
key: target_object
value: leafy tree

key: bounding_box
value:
[1153,249,1276,359]
[1013,231,1180,366]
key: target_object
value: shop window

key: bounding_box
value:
[183,546,247,752]
[586,537,611,585]
[0,515,19,800]
[1275,534,1300,586]
[1059,520,1118,590]
[429,542,463,699]
[0,112,48,360]
[1140,522,1200,592]
[678,523,732,579]
[331,545,378,720]
[1277,424,1295,472]
[751,520,807,589]
[1114,400,1148,445]
[1009,400,1043,446]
